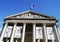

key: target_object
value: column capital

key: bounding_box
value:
[33,23,36,25]
[55,23,59,27]
[43,23,46,26]
[14,22,17,24]
[23,23,26,24]
[43,23,46,27]
[4,22,8,24]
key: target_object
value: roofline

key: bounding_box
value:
[5,10,31,18]
[5,10,56,19]
[29,11,56,19]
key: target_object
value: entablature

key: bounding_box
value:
[5,19,56,24]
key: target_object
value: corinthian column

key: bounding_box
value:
[43,24,48,42]
[0,23,8,42]
[21,23,26,42]
[53,24,60,42]
[33,23,36,42]
[10,23,17,42]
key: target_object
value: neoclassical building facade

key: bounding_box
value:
[0,10,60,42]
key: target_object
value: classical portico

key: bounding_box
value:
[0,10,60,42]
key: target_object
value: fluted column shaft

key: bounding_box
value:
[0,23,8,42]
[43,24,48,42]
[10,23,17,42]
[33,23,36,42]
[21,23,26,42]
[53,24,60,42]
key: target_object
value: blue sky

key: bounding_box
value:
[0,0,60,31]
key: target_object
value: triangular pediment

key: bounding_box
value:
[5,10,56,19]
